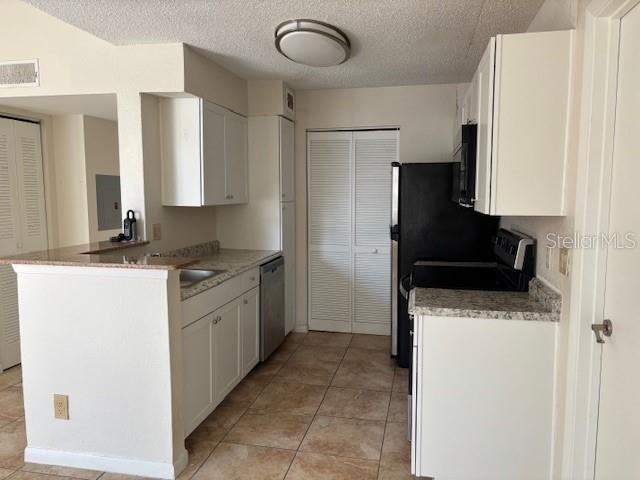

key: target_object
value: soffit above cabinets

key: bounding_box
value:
[24,0,546,90]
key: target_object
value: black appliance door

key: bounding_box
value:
[395,163,499,368]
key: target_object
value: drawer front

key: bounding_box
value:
[182,267,261,328]
[242,267,260,291]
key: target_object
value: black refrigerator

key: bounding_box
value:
[391,162,499,368]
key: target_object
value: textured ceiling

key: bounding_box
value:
[23,0,545,90]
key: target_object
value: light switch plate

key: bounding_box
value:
[152,223,162,241]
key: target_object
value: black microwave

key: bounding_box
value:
[451,123,478,208]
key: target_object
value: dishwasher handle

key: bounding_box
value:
[261,256,284,275]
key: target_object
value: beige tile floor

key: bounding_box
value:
[0,332,413,480]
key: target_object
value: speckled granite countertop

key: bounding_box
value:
[0,240,196,270]
[408,278,561,322]
[179,249,281,301]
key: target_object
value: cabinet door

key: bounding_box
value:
[202,101,227,206]
[213,298,242,403]
[279,117,295,202]
[474,38,496,215]
[241,287,260,376]
[182,314,214,436]
[224,112,248,204]
[281,202,295,334]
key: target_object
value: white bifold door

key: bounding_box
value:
[308,130,397,335]
[0,117,47,370]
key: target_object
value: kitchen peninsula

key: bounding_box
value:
[0,240,279,479]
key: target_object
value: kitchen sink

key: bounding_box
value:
[179,269,227,289]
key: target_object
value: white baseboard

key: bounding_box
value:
[25,447,189,480]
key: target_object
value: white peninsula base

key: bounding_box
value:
[15,264,187,479]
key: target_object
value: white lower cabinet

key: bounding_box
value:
[212,298,242,403]
[241,287,260,376]
[411,313,556,479]
[182,278,261,437]
[182,314,215,436]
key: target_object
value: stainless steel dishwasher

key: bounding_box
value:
[260,256,285,361]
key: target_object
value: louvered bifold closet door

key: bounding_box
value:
[14,121,47,254]
[352,130,397,335]
[0,119,46,370]
[0,119,21,371]
[0,119,20,256]
[308,131,352,333]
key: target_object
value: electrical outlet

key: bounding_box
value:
[559,247,571,276]
[53,394,69,420]
[152,223,162,241]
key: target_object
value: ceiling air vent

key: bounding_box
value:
[0,60,39,88]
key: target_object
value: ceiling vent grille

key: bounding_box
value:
[0,60,39,88]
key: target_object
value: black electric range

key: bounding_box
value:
[401,228,536,398]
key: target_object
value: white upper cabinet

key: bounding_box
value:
[472,30,572,216]
[474,38,496,216]
[279,117,295,202]
[160,98,248,207]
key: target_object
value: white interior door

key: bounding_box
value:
[352,131,396,335]
[595,4,640,478]
[308,130,396,334]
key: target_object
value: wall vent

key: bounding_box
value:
[0,60,39,88]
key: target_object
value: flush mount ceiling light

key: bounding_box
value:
[275,19,351,67]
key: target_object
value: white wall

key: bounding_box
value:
[51,115,90,247]
[50,114,121,247]
[293,84,458,331]
[83,116,121,243]
[0,105,59,249]
[183,47,248,117]
[529,0,579,32]
[0,0,246,251]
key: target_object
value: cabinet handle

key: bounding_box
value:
[243,299,248,305]
[226,194,234,200]
[250,276,255,282]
